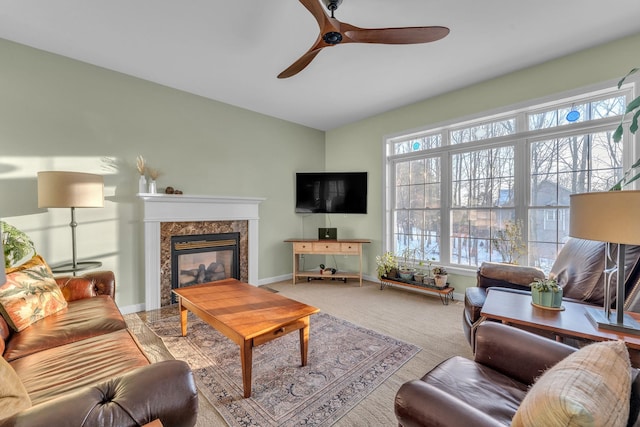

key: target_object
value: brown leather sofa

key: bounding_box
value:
[0,271,198,427]
[463,238,640,347]
[395,322,640,427]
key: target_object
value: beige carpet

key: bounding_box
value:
[127,279,472,426]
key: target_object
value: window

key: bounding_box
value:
[385,86,634,273]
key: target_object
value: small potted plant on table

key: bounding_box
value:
[530,278,563,309]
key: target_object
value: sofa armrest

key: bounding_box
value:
[474,322,576,385]
[0,360,198,427]
[56,271,116,301]
[395,380,504,427]
[477,262,545,290]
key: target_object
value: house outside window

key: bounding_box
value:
[384,85,634,273]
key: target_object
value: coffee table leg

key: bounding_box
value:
[179,298,188,337]
[300,316,310,366]
[241,340,253,398]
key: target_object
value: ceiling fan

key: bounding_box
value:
[278,0,450,79]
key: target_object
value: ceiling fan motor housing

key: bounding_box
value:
[323,31,343,45]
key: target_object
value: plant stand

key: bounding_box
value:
[380,277,454,305]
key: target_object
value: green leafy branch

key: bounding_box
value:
[1,221,36,268]
[611,68,640,190]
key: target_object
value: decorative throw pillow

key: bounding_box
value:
[0,255,68,332]
[0,356,31,418]
[512,340,631,427]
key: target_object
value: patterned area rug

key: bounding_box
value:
[140,311,420,426]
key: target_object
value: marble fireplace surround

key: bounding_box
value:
[139,194,264,310]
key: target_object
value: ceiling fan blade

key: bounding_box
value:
[345,26,450,44]
[299,0,330,29]
[278,47,324,79]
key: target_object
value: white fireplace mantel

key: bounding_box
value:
[139,193,265,310]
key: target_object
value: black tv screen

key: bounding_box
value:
[295,172,368,214]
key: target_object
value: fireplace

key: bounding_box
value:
[139,194,264,311]
[171,232,240,302]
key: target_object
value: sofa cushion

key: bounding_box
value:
[0,355,31,419]
[10,329,150,405]
[512,340,631,427]
[0,255,67,332]
[3,295,127,362]
[422,355,528,425]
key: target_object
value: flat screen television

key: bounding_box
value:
[295,172,367,214]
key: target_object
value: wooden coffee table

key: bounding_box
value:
[172,278,320,398]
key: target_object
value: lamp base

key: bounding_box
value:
[50,261,102,274]
[585,306,640,335]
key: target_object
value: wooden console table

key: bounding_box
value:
[284,238,370,286]
[380,277,454,305]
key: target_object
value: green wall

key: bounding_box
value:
[2,32,640,308]
[0,38,325,309]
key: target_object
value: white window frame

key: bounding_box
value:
[382,80,638,275]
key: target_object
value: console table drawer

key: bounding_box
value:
[293,242,313,253]
[312,242,341,252]
[340,243,360,254]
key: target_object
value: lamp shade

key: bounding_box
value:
[569,190,640,245]
[37,171,104,208]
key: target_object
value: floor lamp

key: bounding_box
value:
[37,171,104,274]
[569,190,640,334]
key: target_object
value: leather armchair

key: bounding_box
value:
[395,322,640,427]
[0,360,197,427]
[463,238,640,346]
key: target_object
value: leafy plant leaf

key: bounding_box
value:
[1,221,36,268]
[618,68,639,89]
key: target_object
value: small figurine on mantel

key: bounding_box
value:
[165,186,183,195]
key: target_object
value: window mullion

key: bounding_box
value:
[440,152,451,265]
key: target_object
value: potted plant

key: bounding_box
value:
[432,266,448,288]
[530,278,563,308]
[375,251,398,279]
[398,248,416,281]
[1,221,36,268]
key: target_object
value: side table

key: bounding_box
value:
[480,288,640,365]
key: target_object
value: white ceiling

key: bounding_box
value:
[1,0,640,131]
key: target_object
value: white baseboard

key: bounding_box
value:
[120,303,145,315]
[256,273,293,286]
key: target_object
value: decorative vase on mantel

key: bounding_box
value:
[148,180,157,194]
[138,175,147,194]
